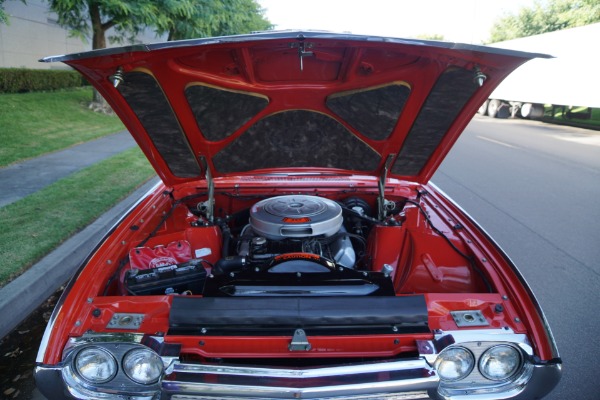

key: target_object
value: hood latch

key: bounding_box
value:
[289,329,312,351]
[290,41,314,71]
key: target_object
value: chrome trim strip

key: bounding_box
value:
[41,31,550,64]
[62,333,145,358]
[170,393,431,400]
[164,380,436,399]
[435,329,532,352]
[172,358,433,379]
[170,394,431,400]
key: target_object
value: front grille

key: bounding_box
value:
[171,392,430,400]
[162,359,437,399]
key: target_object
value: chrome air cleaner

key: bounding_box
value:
[250,195,342,240]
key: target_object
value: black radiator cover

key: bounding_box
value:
[169,295,429,335]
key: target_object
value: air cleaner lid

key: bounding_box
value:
[250,195,342,240]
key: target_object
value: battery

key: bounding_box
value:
[125,259,207,296]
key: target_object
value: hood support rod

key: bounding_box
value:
[378,155,395,221]
[199,156,214,223]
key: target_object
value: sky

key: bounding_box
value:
[258,0,537,44]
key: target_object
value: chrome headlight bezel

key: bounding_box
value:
[122,348,164,384]
[434,346,475,382]
[427,331,536,399]
[61,338,168,399]
[478,344,523,381]
[73,346,118,384]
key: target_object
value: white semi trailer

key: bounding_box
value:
[479,23,600,120]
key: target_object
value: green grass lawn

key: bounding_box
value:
[0,88,124,167]
[0,147,155,286]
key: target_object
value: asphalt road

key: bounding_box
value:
[432,116,600,400]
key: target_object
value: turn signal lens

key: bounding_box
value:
[434,346,475,381]
[479,344,522,380]
[74,347,117,383]
[123,348,163,384]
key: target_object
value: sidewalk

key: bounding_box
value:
[0,130,136,208]
[0,130,151,339]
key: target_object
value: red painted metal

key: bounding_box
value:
[38,35,558,378]
[60,35,532,187]
[167,334,432,359]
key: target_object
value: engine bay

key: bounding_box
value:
[113,190,489,299]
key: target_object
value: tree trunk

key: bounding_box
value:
[168,28,179,41]
[89,3,110,110]
[90,4,106,50]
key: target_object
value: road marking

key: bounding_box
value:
[553,135,600,147]
[476,136,517,148]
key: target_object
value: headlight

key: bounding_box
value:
[479,344,522,380]
[122,348,163,384]
[434,346,475,381]
[74,347,117,383]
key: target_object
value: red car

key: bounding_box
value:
[35,32,560,399]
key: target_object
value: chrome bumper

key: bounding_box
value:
[35,356,561,400]
[35,329,561,400]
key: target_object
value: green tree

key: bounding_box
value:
[0,0,7,24]
[1,0,26,25]
[488,0,600,43]
[47,0,173,105]
[46,0,270,104]
[46,0,167,50]
[158,0,272,41]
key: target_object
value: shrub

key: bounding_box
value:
[0,68,86,93]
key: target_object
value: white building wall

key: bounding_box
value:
[0,0,163,69]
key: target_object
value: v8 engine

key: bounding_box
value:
[236,195,357,269]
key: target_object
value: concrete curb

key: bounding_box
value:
[0,177,160,339]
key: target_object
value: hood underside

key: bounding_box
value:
[43,31,546,186]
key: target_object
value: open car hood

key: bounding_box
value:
[43,31,546,186]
